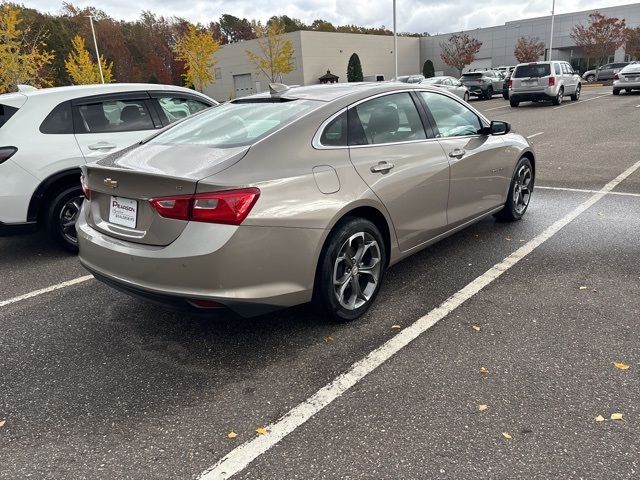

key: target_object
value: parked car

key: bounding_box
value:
[0,83,217,251]
[509,61,581,107]
[77,82,536,321]
[613,63,640,95]
[420,76,470,101]
[582,62,630,82]
[459,70,503,99]
[395,75,425,84]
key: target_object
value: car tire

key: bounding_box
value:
[463,92,470,102]
[502,91,509,100]
[314,217,386,322]
[613,88,620,95]
[46,185,84,253]
[494,157,534,222]
[570,84,581,101]
[552,87,564,105]
[509,98,519,107]
[484,86,493,100]
[586,74,595,82]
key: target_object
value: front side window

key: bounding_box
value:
[156,96,211,124]
[349,92,426,146]
[419,92,482,138]
[75,99,154,133]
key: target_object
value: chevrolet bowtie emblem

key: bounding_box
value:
[103,178,118,189]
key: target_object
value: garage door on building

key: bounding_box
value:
[233,74,253,98]
[465,58,492,72]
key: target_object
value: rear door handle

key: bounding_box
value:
[370,161,395,174]
[88,142,117,151]
[449,149,466,159]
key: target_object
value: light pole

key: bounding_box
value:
[87,15,105,84]
[393,0,398,80]
[548,0,556,61]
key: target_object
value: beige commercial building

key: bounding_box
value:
[203,30,419,101]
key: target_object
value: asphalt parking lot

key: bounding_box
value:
[1,86,639,480]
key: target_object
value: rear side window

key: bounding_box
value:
[155,96,211,124]
[554,64,562,75]
[320,111,347,146]
[513,64,551,78]
[0,104,18,129]
[40,101,73,134]
[74,99,154,134]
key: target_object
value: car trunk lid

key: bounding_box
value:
[83,143,249,246]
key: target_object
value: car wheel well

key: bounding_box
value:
[339,207,392,267]
[521,152,535,177]
[27,169,82,223]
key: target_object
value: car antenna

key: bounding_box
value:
[269,83,290,95]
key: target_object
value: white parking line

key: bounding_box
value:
[198,159,640,480]
[483,104,511,111]
[636,104,640,108]
[537,185,640,198]
[526,132,544,139]
[0,275,93,308]
[553,93,611,110]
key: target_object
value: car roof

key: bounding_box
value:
[8,83,217,104]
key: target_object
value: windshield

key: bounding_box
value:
[621,64,640,74]
[422,77,444,84]
[149,99,318,148]
[513,64,551,78]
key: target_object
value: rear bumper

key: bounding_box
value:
[0,220,38,236]
[77,209,324,317]
[510,91,555,102]
[465,85,489,96]
[613,80,640,89]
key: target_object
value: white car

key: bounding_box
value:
[0,83,217,251]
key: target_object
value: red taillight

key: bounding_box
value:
[150,188,260,225]
[548,77,556,86]
[508,79,513,89]
[0,146,17,165]
[80,175,91,200]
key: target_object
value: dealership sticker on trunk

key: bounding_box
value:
[109,196,137,228]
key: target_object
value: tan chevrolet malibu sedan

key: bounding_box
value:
[77,82,535,321]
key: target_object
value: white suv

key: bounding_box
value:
[0,83,217,251]
[509,61,582,107]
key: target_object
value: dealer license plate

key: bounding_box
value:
[109,196,137,228]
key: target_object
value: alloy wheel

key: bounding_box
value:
[333,232,382,311]
[512,164,533,214]
[59,195,84,245]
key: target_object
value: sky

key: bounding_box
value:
[19,0,636,34]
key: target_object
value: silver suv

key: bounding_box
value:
[509,61,581,107]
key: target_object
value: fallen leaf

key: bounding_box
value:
[472,325,481,332]
[505,237,511,241]
[256,427,268,435]
[323,336,334,343]
[0,420,5,428]
[478,404,489,412]
[595,415,605,422]
[611,413,623,421]
[502,432,512,440]
[579,286,588,290]
[479,367,489,375]
[613,362,630,370]
[227,431,238,439]
[391,324,402,329]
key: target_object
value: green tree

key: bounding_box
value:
[174,23,221,91]
[347,53,363,82]
[0,4,54,93]
[246,20,295,82]
[65,35,114,84]
[422,59,435,78]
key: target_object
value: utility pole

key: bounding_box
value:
[87,15,105,84]
[548,0,556,61]
[393,0,398,79]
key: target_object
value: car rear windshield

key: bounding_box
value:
[461,73,483,78]
[149,99,319,148]
[621,64,640,74]
[0,104,18,129]
[513,64,551,78]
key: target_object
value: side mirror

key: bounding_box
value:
[489,120,510,135]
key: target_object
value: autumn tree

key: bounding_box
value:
[174,23,220,91]
[571,12,627,66]
[246,20,294,82]
[514,36,545,63]
[0,4,54,93]
[65,35,114,84]
[347,53,363,82]
[625,27,640,60]
[440,33,482,76]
